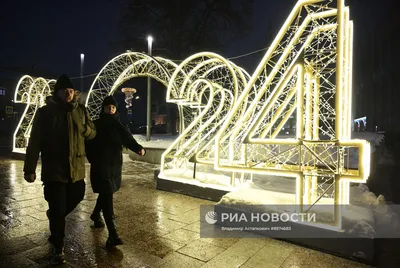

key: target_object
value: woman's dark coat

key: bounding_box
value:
[86,113,143,193]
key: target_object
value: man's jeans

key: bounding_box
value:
[44,180,85,250]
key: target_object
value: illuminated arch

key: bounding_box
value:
[85,52,182,120]
[85,52,198,135]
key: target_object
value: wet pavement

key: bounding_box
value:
[0,156,376,268]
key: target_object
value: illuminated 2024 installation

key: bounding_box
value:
[13,0,369,229]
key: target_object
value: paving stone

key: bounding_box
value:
[22,244,52,266]
[177,240,226,261]
[108,244,164,268]
[201,248,250,268]
[280,247,374,268]
[159,252,205,268]
[0,235,37,255]
[182,221,201,233]
[222,238,268,258]
[240,239,295,268]
[201,237,240,249]
[162,228,200,244]
[0,253,37,267]
[132,237,186,258]
[26,232,51,246]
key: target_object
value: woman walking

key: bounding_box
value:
[86,95,145,248]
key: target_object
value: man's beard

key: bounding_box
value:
[65,92,74,102]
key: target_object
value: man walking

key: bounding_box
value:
[23,74,96,265]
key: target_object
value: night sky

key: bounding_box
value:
[0,0,121,79]
[0,0,388,77]
[0,0,292,81]
[1,0,397,130]
[1,0,378,78]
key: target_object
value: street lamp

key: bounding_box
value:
[146,36,153,141]
[80,53,84,91]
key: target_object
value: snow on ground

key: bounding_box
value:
[132,134,176,149]
[251,175,297,194]
[132,131,384,151]
[123,153,132,162]
[159,168,235,191]
[352,131,385,148]
[349,184,400,237]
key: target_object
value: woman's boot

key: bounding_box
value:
[106,226,123,249]
[103,193,122,248]
[90,213,105,228]
[91,194,105,228]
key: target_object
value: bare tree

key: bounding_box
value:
[117,0,254,58]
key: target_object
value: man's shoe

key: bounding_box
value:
[50,253,66,266]
[90,213,105,228]
[49,246,65,266]
[106,235,123,249]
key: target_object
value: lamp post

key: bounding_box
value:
[80,53,84,91]
[146,36,153,141]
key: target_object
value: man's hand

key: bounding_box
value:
[24,173,36,183]
[139,149,146,156]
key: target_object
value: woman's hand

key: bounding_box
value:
[24,173,36,183]
[139,149,146,156]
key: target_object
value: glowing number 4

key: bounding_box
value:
[161,0,370,229]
